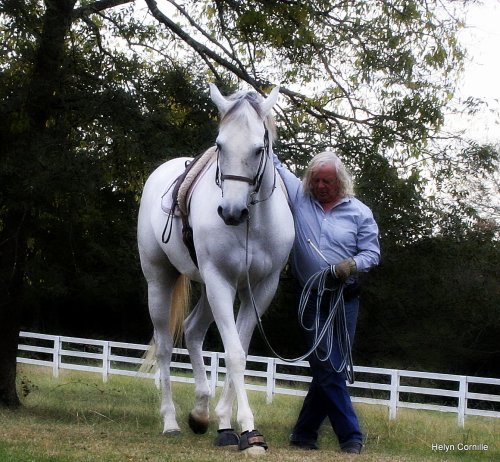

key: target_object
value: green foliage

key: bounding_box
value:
[358,234,500,376]
[194,0,500,247]
[0,2,217,340]
[355,150,431,245]
[199,0,463,147]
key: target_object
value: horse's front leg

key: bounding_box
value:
[214,273,281,435]
[204,278,256,434]
[183,285,214,434]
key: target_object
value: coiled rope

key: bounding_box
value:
[246,222,355,383]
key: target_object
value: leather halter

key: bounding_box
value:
[215,126,270,201]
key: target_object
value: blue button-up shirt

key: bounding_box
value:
[274,154,380,287]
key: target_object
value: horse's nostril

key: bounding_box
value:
[240,208,249,221]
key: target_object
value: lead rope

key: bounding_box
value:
[245,221,355,383]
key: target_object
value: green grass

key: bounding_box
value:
[0,365,498,461]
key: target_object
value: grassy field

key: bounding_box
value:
[0,365,498,462]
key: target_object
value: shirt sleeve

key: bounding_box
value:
[352,209,381,272]
[272,149,302,206]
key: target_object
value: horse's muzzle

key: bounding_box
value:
[217,205,249,226]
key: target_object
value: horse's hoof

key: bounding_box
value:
[162,429,181,437]
[214,429,240,448]
[188,412,209,434]
[239,430,268,454]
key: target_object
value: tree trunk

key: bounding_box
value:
[0,0,76,408]
[0,205,28,407]
[0,302,21,408]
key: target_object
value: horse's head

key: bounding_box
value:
[209,84,279,226]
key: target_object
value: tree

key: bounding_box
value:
[146,1,463,148]
[145,0,498,238]
[1,0,78,408]
[1,0,218,406]
[357,230,500,377]
[2,0,496,406]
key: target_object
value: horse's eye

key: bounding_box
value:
[256,147,265,156]
[216,142,222,153]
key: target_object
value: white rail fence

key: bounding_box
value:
[17,331,500,427]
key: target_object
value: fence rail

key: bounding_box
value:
[17,331,500,427]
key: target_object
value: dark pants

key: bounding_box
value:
[291,284,363,448]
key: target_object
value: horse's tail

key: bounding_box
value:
[139,275,190,375]
[170,274,190,344]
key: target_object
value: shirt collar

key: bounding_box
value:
[312,195,351,212]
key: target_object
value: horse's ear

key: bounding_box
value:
[260,86,280,116]
[209,83,232,115]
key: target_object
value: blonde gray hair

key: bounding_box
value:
[303,151,355,197]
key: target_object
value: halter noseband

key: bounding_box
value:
[215,125,272,203]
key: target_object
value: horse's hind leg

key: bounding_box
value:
[146,268,181,434]
[183,285,214,434]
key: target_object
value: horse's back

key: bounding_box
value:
[140,158,190,205]
[137,157,192,271]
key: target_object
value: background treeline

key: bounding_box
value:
[1,1,499,408]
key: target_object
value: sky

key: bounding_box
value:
[452,1,500,143]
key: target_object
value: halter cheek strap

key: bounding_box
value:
[215,125,272,202]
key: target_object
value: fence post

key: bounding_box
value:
[102,341,110,383]
[389,370,399,420]
[458,376,467,428]
[266,358,274,404]
[155,368,161,389]
[53,336,61,378]
[210,352,218,397]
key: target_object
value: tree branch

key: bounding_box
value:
[145,0,259,85]
[166,0,240,68]
[72,0,134,19]
[144,0,383,128]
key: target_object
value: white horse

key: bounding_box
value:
[137,84,294,453]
